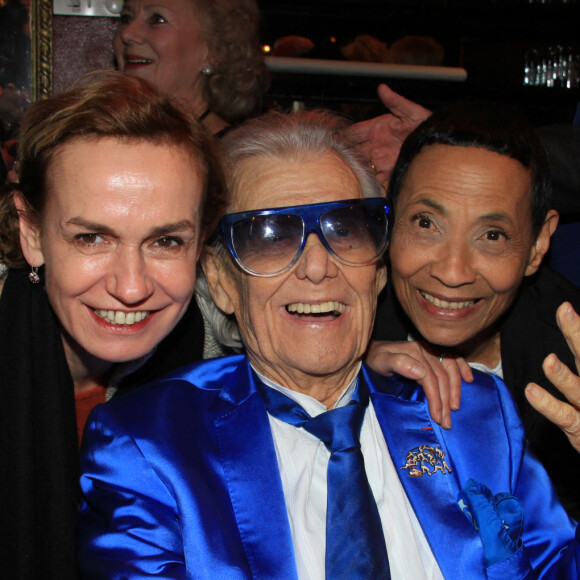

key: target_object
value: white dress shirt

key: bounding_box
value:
[256,367,444,580]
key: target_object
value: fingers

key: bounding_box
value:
[391,352,448,427]
[345,118,373,145]
[426,353,466,429]
[542,352,580,409]
[376,83,432,123]
[367,350,446,426]
[349,83,431,146]
[525,375,580,454]
[556,302,580,372]
[524,303,580,454]
[349,84,431,186]
[427,357,452,429]
[456,356,474,384]
[365,340,425,378]
[440,356,464,411]
[526,301,580,454]
[376,83,412,114]
[365,340,467,429]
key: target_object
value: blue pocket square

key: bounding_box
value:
[458,478,524,568]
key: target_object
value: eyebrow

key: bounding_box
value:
[65,217,197,236]
[408,197,445,213]
[408,198,514,225]
[476,212,514,225]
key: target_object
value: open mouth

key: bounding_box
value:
[286,301,346,317]
[94,309,150,326]
[420,291,480,311]
[124,57,153,65]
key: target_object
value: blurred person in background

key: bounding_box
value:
[114,0,269,136]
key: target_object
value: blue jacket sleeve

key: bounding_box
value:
[79,405,186,580]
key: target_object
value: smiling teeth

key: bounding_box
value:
[287,301,346,315]
[421,292,476,310]
[94,310,150,326]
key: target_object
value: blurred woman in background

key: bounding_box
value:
[114,0,269,136]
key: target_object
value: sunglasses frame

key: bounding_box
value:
[217,197,390,277]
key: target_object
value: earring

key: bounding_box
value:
[28,265,40,285]
[202,64,213,76]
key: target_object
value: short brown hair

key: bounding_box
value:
[0,70,226,268]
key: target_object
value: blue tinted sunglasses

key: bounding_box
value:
[217,198,390,277]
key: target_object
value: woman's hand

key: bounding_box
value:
[525,301,580,454]
[366,340,472,429]
[347,84,431,187]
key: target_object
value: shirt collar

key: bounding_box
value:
[251,363,362,416]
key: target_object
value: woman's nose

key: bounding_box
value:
[430,242,476,287]
[118,19,144,45]
[294,233,338,283]
[105,248,154,305]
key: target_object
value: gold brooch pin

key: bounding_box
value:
[400,444,452,477]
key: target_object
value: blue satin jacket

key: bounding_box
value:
[79,355,580,579]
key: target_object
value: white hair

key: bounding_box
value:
[197,109,383,351]
[221,108,382,203]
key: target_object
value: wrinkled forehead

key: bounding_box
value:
[228,152,364,214]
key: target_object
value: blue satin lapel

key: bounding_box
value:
[362,366,487,580]
[212,361,299,580]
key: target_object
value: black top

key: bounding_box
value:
[537,125,580,221]
[373,264,580,520]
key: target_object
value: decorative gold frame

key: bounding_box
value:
[31,0,53,100]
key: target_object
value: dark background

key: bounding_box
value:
[50,0,580,127]
[257,0,580,126]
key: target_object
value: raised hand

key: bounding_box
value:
[366,339,472,429]
[347,83,431,187]
[525,301,580,454]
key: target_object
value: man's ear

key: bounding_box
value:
[525,209,559,277]
[12,192,45,267]
[201,246,238,315]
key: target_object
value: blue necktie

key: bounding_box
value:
[257,374,391,579]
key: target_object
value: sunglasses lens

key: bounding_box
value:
[231,214,303,275]
[225,200,388,276]
[321,204,388,264]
